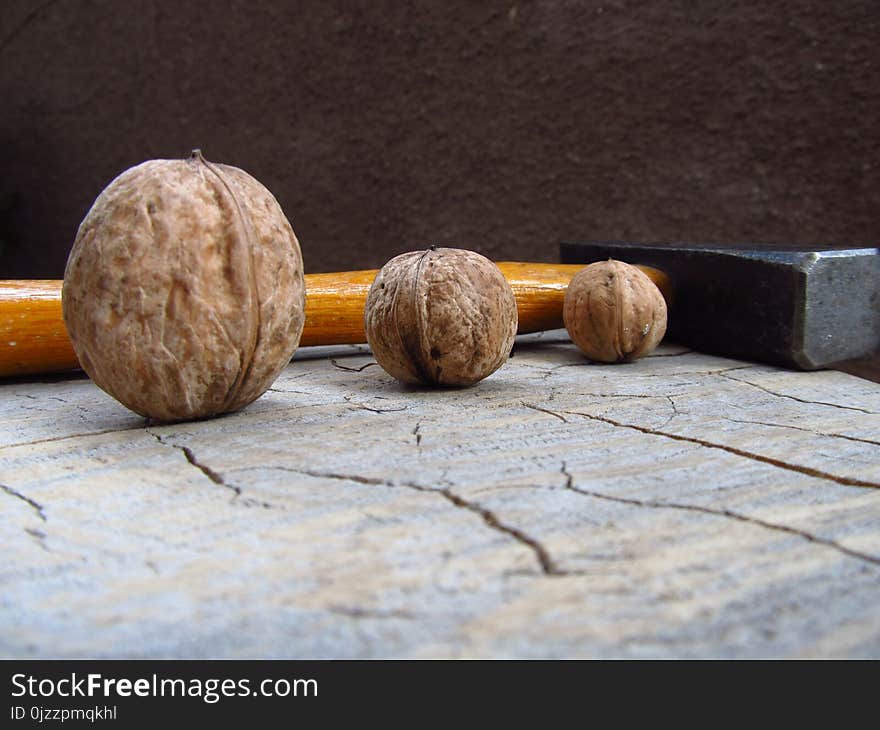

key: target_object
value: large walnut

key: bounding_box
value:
[563,259,667,362]
[62,150,306,421]
[364,247,518,386]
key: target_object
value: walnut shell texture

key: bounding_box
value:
[62,150,306,421]
[563,259,667,363]
[364,247,518,386]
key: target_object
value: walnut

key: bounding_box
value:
[364,247,518,386]
[563,259,667,362]
[62,150,306,421]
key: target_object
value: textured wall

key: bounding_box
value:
[0,0,878,278]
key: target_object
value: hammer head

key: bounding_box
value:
[560,241,880,370]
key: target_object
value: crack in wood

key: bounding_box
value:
[147,430,242,498]
[656,394,682,430]
[1,483,47,521]
[24,527,51,552]
[522,402,568,422]
[145,434,290,511]
[720,373,878,415]
[559,463,880,568]
[15,394,67,404]
[330,360,378,373]
[180,445,232,488]
[436,487,562,576]
[294,468,567,576]
[343,395,407,413]
[720,417,880,448]
[0,426,143,453]
[570,391,682,400]
[557,408,880,490]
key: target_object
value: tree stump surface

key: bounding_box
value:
[2,332,879,658]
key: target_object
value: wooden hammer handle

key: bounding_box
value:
[0,263,670,377]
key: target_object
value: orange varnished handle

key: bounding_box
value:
[0,281,79,378]
[0,263,670,377]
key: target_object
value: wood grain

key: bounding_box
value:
[1,333,878,657]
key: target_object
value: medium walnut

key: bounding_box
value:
[364,247,518,386]
[563,259,667,363]
[62,150,306,421]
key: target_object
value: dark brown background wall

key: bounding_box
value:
[1,0,877,279]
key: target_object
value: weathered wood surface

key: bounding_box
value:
[2,332,879,658]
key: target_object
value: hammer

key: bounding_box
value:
[0,263,670,378]
[0,242,877,377]
[561,241,880,371]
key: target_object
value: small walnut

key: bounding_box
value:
[364,247,518,386]
[62,150,306,421]
[563,259,667,362]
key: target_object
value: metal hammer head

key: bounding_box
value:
[560,241,880,369]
